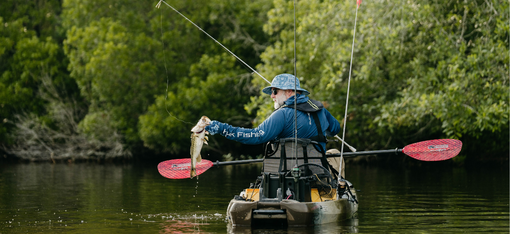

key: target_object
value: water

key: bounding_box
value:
[0,162,508,233]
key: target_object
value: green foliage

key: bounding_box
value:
[374,0,509,140]
[63,0,271,153]
[137,0,272,156]
[0,0,79,152]
[0,0,62,39]
[0,17,65,144]
[139,53,258,155]
[253,0,508,158]
[64,7,163,144]
[1,0,507,161]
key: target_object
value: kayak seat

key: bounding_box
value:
[259,138,337,202]
[263,138,328,174]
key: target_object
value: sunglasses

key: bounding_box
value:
[272,89,279,95]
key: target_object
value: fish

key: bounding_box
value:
[190,116,211,178]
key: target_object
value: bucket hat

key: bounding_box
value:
[262,74,310,95]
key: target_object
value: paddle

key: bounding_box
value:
[158,158,263,179]
[158,139,462,179]
[158,158,213,179]
[328,139,463,161]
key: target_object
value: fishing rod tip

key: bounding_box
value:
[155,0,162,8]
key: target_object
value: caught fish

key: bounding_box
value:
[190,116,211,178]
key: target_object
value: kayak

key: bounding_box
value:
[226,183,358,227]
[157,138,461,227]
[225,138,358,227]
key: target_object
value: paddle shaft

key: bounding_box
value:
[212,149,403,166]
[209,139,459,166]
[213,159,263,166]
[327,148,403,158]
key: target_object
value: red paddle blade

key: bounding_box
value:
[403,139,462,161]
[158,158,213,179]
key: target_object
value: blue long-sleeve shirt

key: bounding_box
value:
[207,94,341,151]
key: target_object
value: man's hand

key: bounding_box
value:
[205,120,220,135]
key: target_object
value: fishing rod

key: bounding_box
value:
[337,0,363,185]
[155,0,270,84]
[292,0,299,170]
[157,139,463,179]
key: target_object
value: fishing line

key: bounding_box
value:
[158,4,194,126]
[156,0,271,85]
[338,0,362,184]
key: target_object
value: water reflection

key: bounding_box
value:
[228,219,360,233]
[160,219,209,233]
[0,162,508,233]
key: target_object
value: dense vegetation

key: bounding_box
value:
[0,0,507,164]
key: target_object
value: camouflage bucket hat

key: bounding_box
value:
[262,74,310,95]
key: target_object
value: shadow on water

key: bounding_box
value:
[0,161,508,233]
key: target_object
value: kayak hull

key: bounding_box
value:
[226,187,358,227]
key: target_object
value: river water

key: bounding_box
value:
[0,161,508,233]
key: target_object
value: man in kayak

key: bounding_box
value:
[205,73,345,178]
